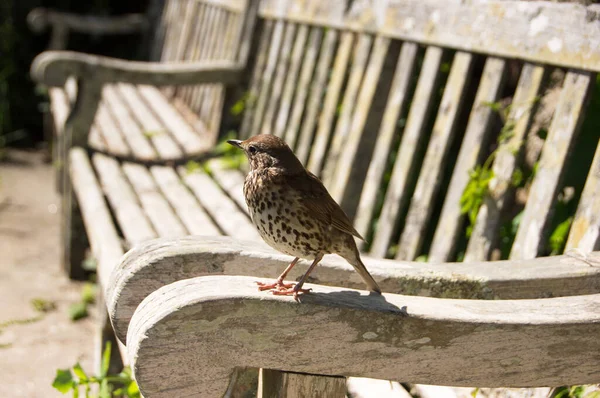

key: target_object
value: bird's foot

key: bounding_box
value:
[256,279,295,291]
[271,286,312,302]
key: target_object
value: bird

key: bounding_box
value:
[228,134,381,300]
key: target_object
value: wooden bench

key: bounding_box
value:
[31,0,252,171]
[31,0,600,396]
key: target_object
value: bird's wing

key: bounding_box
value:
[291,171,365,241]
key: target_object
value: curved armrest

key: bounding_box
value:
[127,275,600,396]
[105,236,600,344]
[27,7,147,35]
[31,51,244,87]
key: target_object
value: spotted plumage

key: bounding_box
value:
[228,134,381,300]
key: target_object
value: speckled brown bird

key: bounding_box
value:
[228,134,381,300]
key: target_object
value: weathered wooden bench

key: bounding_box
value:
[31,0,252,171]
[31,0,600,396]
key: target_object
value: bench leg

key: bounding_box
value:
[61,173,88,280]
[258,369,346,398]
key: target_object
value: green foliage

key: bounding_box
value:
[230,92,255,116]
[31,298,57,313]
[549,217,573,255]
[186,132,247,174]
[553,385,600,398]
[69,283,97,321]
[460,164,494,237]
[52,342,140,398]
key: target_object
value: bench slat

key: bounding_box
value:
[428,57,507,262]
[179,3,207,104]
[179,167,260,241]
[197,7,223,118]
[370,46,445,258]
[262,22,296,137]
[126,275,600,396]
[101,85,157,160]
[149,166,222,236]
[205,159,248,212]
[354,42,419,239]
[273,25,309,139]
[307,31,354,175]
[567,139,600,252]
[94,102,130,157]
[122,162,188,238]
[282,27,322,149]
[465,64,547,262]
[329,36,392,207]
[240,19,273,139]
[322,33,373,189]
[92,153,157,244]
[295,27,338,165]
[116,83,183,160]
[137,85,208,155]
[396,52,475,260]
[510,70,594,260]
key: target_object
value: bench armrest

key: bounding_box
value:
[31,51,244,87]
[27,8,147,36]
[126,275,600,396]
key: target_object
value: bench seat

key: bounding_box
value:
[49,83,220,162]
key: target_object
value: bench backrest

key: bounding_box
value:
[239,0,600,263]
[150,0,252,133]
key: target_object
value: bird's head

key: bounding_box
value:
[227,134,304,173]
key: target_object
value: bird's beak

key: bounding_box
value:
[227,139,243,149]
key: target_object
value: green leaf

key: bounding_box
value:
[72,363,88,382]
[52,369,74,393]
[550,217,573,255]
[185,160,202,174]
[81,283,96,305]
[101,341,112,378]
[99,379,110,398]
[127,380,141,397]
[69,302,88,321]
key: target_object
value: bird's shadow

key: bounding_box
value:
[298,289,408,317]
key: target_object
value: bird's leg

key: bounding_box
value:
[273,253,324,301]
[256,257,300,291]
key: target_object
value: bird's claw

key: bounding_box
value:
[256,280,295,291]
[272,287,312,302]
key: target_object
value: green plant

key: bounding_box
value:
[69,282,97,321]
[52,341,140,397]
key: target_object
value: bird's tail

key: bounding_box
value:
[339,245,381,294]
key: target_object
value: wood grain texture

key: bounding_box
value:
[428,57,507,263]
[260,0,600,73]
[105,235,600,345]
[465,64,546,262]
[511,71,594,260]
[395,52,474,261]
[258,369,346,398]
[126,275,600,397]
[567,139,600,252]
[370,46,444,258]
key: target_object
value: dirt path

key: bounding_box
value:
[0,149,95,398]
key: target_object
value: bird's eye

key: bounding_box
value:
[248,146,257,154]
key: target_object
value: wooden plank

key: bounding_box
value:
[306,31,354,175]
[88,126,107,153]
[92,153,157,245]
[180,3,207,104]
[347,377,412,398]
[116,83,183,160]
[354,42,419,239]
[262,22,296,136]
[137,85,209,155]
[126,275,600,396]
[272,25,309,139]
[258,369,346,398]
[205,159,248,212]
[101,85,157,161]
[370,47,445,258]
[172,0,198,63]
[198,7,225,119]
[239,19,274,139]
[261,0,600,73]
[282,27,323,150]
[189,6,219,113]
[150,166,222,236]
[49,88,69,134]
[566,139,600,252]
[396,52,474,261]
[179,167,261,241]
[294,28,338,165]
[249,19,285,138]
[196,0,246,13]
[328,36,392,205]
[465,64,546,262]
[428,57,507,262]
[93,101,130,157]
[511,70,594,260]
[70,149,124,289]
[107,234,600,345]
[321,33,373,188]
[122,162,188,238]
